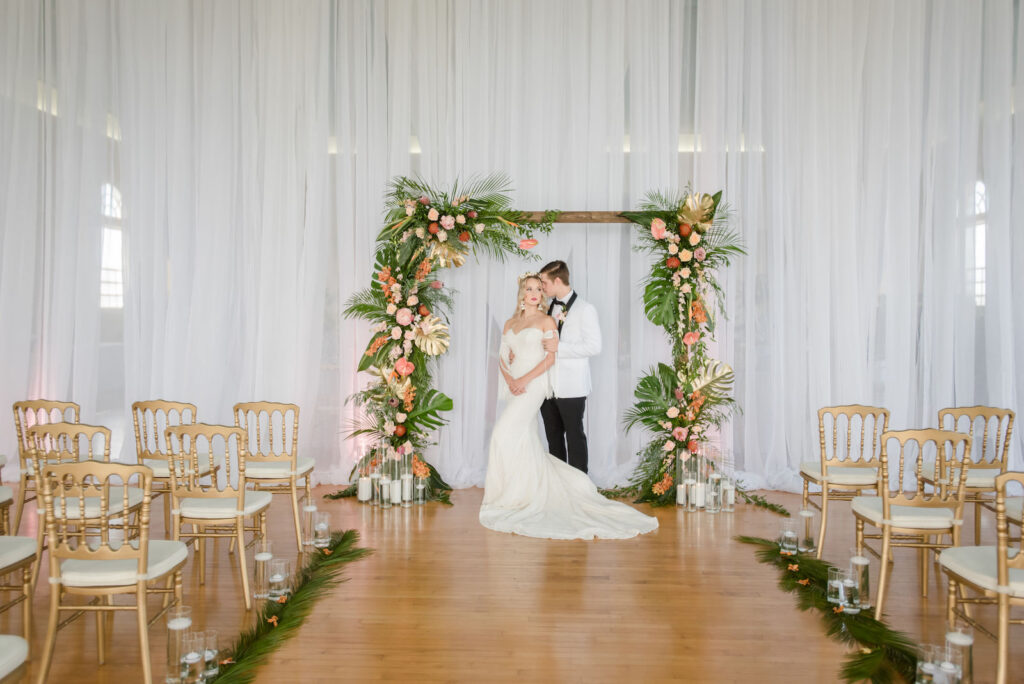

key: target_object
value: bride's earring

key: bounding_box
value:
[537,301,544,311]
[519,301,526,312]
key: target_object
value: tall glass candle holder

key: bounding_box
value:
[253,539,272,600]
[797,508,817,554]
[414,476,427,504]
[684,455,699,513]
[388,456,402,508]
[301,501,317,546]
[945,619,973,684]
[693,454,706,509]
[400,453,413,507]
[675,454,687,506]
[356,447,372,502]
[370,449,382,506]
[166,605,192,684]
[850,552,871,611]
[721,473,736,512]
[706,471,722,513]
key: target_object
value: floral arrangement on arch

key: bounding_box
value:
[330,175,555,504]
[607,190,745,506]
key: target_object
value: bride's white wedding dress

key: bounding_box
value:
[479,326,659,540]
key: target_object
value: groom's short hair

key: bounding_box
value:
[540,260,570,286]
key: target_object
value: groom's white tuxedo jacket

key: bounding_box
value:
[551,292,602,398]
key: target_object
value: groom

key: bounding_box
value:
[538,261,602,473]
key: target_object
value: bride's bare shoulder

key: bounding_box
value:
[502,317,517,333]
[539,316,557,331]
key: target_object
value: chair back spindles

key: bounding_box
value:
[132,400,197,461]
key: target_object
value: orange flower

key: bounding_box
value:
[220,658,236,666]
[364,335,388,357]
[797,578,810,586]
[652,471,674,495]
[322,548,333,556]
[832,605,844,614]
[378,266,392,283]
[780,550,794,557]
[267,615,279,627]
[415,259,433,281]
[787,564,799,571]
[403,385,417,412]
[412,455,430,478]
[690,300,707,324]
[276,595,288,604]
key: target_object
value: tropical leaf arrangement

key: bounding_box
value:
[329,174,555,503]
[736,536,919,683]
[209,530,371,683]
[607,190,760,507]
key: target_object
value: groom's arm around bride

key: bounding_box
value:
[538,261,602,474]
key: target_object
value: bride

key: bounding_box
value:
[479,272,659,540]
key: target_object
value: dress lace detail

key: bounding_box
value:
[481,327,659,540]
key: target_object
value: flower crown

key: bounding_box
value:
[517,271,540,284]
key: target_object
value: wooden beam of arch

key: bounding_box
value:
[520,211,633,224]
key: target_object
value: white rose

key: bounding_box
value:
[405,206,414,216]
[403,339,413,355]
[391,326,402,340]
[386,303,397,315]
[679,249,693,262]
[662,439,675,452]
[681,283,692,294]
[427,207,439,221]
[415,227,425,239]
[438,230,448,242]
[666,406,680,418]
[681,267,691,278]
[668,243,679,255]
[404,330,415,340]
[474,223,485,233]
[384,420,396,434]
[407,295,419,306]
[456,214,466,224]
[689,232,701,246]
[396,412,407,423]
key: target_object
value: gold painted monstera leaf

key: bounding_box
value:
[413,315,451,356]
[429,242,466,269]
[677,193,715,227]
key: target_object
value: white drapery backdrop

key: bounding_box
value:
[1,0,1021,491]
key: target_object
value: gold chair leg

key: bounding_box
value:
[12,473,30,536]
[816,488,828,559]
[137,584,153,684]
[37,582,61,684]
[997,594,1009,684]
[974,501,982,545]
[22,564,32,655]
[96,596,107,664]
[31,514,44,588]
[198,525,205,586]
[946,578,956,628]
[290,479,302,552]
[237,520,252,611]
[174,569,183,605]
[855,518,864,555]
[873,528,892,620]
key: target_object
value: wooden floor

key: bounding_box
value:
[1,487,1019,683]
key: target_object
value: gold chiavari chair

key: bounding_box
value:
[26,423,143,587]
[0,532,36,655]
[165,424,270,610]
[234,402,310,551]
[932,406,1015,544]
[939,471,1024,684]
[11,400,80,536]
[853,429,971,619]
[35,462,186,684]
[131,400,200,536]
[800,405,890,559]
[0,635,28,682]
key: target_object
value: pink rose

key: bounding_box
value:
[519,239,538,250]
[662,439,675,452]
[468,210,478,219]
[418,196,430,205]
[427,207,439,221]
[429,281,444,289]
[395,357,415,377]
[694,247,707,262]
[672,426,689,442]
[440,215,456,230]
[683,331,700,346]
[650,218,667,240]
[396,308,414,326]
[674,387,685,401]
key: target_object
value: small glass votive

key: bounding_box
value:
[166,606,192,684]
[778,520,799,555]
[414,476,427,505]
[302,502,318,546]
[827,567,843,604]
[915,644,944,683]
[313,511,331,548]
[181,632,205,684]
[268,558,292,599]
[945,619,973,684]
[706,472,722,513]
[203,629,219,679]
[370,457,381,506]
[850,552,871,611]
[840,569,861,614]
[797,508,817,553]
[684,477,698,512]
[936,649,963,684]
[253,539,273,600]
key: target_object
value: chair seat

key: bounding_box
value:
[142,458,215,479]
[245,457,314,479]
[0,536,36,570]
[939,545,1024,597]
[0,485,12,505]
[178,491,272,519]
[0,634,28,679]
[37,487,144,519]
[800,461,878,486]
[59,539,188,588]
[920,458,1001,489]
[851,496,957,530]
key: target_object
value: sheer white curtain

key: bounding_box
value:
[2,0,1021,492]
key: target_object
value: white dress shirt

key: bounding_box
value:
[549,291,602,398]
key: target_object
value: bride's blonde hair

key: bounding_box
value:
[513,272,547,318]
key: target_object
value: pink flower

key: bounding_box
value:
[694,247,707,262]
[455,214,466,225]
[418,196,430,205]
[674,387,685,401]
[672,426,689,442]
[395,357,415,377]
[666,406,680,419]
[395,308,414,326]
[429,281,444,289]
[440,215,456,230]
[519,239,538,250]
[650,218,667,240]
[683,331,700,346]
[662,439,675,452]
[467,210,478,219]
[427,207,439,221]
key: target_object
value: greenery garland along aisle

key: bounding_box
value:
[603,190,785,515]
[328,174,555,504]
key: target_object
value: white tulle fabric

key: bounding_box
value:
[480,328,658,540]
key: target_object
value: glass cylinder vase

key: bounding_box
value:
[400,452,413,507]
[797,507,817,554]
[414,476,427,505]
[166,605,192,684]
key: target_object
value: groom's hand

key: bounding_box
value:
[542,336,559,353]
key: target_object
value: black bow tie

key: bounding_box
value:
[551,298,565,306]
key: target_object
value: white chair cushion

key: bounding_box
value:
[0,635,28,679]
[920,458,1000,489]
[245,457,314,479]
[1006,497,1023,525]
[38,487,144,519]
[178,490,272,519]
[0,485,12,505]
[800,461,878,486]
[142,458,215,479]
[0,536,36,571]
[59,539,188,587]
[851,496,957,530]
[939,545,1024,597]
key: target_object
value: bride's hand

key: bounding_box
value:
[508,377,528,396]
